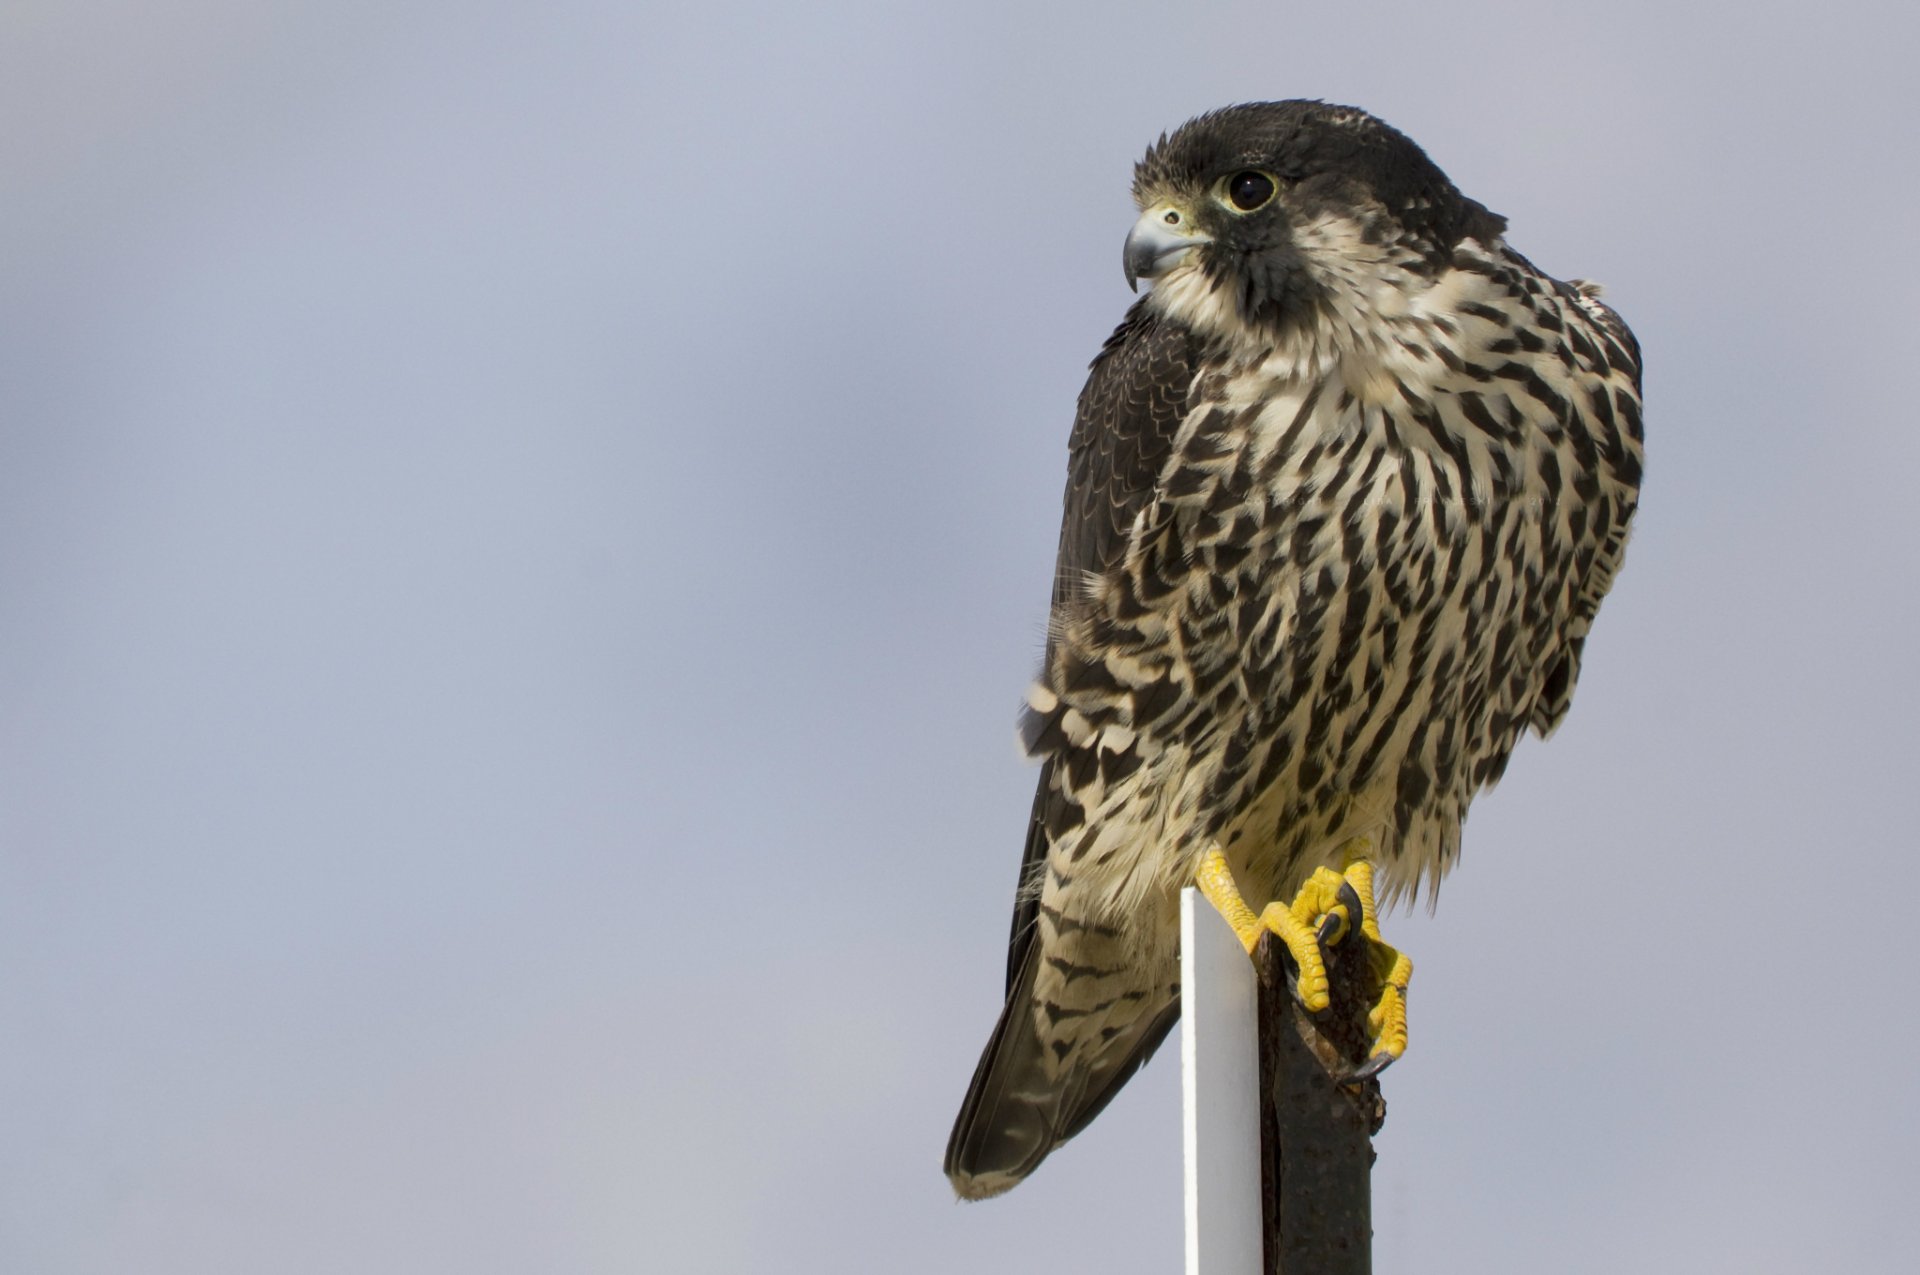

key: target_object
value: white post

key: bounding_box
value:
[1180,886,1263,1275]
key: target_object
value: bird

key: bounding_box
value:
[944,100,1643,1200]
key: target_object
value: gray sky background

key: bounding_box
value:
[4,2,1917,1271]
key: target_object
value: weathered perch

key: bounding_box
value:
[1254,921,1387,1274]
[1180,890,1386,1274]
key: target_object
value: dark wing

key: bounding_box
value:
[1000,299,1195,994]
[1532,284,1645,735]
[947,302,1197,1196]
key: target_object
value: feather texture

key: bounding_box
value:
[946,101,1643,1198]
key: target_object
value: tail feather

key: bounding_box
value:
[944,944,1179,1199]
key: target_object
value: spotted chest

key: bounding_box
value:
[1028,247,1642,927]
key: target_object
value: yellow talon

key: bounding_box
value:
[1195,843,1413,1068]
[1365,947,1412,1061]
[1194,846,1265,954]
[1254,892,1331,1011]
[1336,852,1412,1063]
[1196,851,1349,1013]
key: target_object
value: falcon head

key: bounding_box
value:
[1125,101,1507,343]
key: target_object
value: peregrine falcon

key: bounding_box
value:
[945,101,1643,1199]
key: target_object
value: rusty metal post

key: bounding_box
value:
[1254,926,1386,1274]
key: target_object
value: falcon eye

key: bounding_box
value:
[1226,170,1276,212]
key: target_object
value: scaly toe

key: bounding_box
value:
[1365,958,1411,1064]
[1256,899,1331,1012]
[1335,849,1413,1067]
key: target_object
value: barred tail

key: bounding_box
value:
[944,941,1179,1199]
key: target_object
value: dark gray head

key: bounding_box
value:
[1124,101,1506,338]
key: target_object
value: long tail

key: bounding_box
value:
[944,938,1180,1199]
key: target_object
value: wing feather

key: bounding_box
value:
[1003,300,1194,993]
[946,302,1198,1197]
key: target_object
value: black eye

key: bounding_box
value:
[1227,170,1275,211]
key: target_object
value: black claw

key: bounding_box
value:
[1317,880,1366,947]
[1336,880,1365,933]
[1348,1050,1395,1083]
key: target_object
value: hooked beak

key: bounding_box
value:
[1124,205,1211,292]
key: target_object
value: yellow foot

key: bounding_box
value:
[1339,857,1411,1078]
[1195,846,1412,1076]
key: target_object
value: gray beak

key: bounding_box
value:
[1123,206,1211,292]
